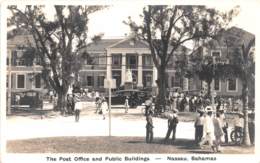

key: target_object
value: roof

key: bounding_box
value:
[207,26,255,48]
[7,35,35,47]
[86,37,190,52]
[109,38,149,49]
[86,39,121,52]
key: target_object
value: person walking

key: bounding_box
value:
[199,106,215,152]
[95,97,102,113]
[164,109,179,144]
[144,96,153,116]
[100,97,108,120]
[218,108,228,144]
[146,109,154,143]
[125,96,129,113]
[213,113,224,153]
[74,93,82,122]
[194,109,205,144]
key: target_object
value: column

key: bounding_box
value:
[137,53,143,87]
[106,51,112,79]
[152,64,158,87]
[121,53,126,86]
[183,77,189,91]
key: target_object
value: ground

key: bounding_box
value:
[6,102,254,154]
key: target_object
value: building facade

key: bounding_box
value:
[79,37,191,92]
[7,27,254,102]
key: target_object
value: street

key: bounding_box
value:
[6,102,254,154]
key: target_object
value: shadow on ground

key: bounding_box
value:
[7,136,254,154]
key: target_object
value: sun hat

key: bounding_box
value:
[205,106,213,112]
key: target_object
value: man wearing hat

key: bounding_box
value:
[164,109,179,144]
[194,109,205,144]
[199,106,215,152]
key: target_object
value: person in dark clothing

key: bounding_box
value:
[146,110,154,143]
[164,109,179,144]
[194,110,204,144]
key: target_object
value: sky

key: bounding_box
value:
[87,2,259,39]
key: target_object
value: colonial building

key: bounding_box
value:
[79,37,191,92]
[199,27,255,98]
[7,27,254,104]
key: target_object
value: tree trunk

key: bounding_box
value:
[155,67,167,114]
[57,91,67,115]
[207,81,211,97]
[242,83,251,146]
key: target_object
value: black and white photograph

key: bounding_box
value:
[2,0,259,162]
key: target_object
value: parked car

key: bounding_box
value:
[105,89,149,108]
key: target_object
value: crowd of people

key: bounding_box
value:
[144,93,250,153]
[165,92,245,113]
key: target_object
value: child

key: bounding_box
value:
[146,110,154,143]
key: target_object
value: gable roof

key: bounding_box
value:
[86,39,121,52]
[109,38,149,49]
[207,26,255,48]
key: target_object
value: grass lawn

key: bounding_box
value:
[7,136,254,154]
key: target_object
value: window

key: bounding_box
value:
[214,78,220,91]
[172,76,181,87]
[17,74,25,89]
[97,76,105,87]
[144,75,152,87]
[143,55,152,65]
[227,78,237,91]
[87,76,93,86]
[211,50,221,57]
[98,55,106,66]
[112,54,121,66]
[34,57,42,65]
[35,74,41,88]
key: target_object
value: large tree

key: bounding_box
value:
[8,5,104,113]
[223,32,255,146]
[125,5,238,111]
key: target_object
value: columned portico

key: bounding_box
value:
[137,53,143,88]
[121,53,126,86]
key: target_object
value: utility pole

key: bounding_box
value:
[211,57,216,111]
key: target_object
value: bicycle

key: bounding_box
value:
[230,127,243,144]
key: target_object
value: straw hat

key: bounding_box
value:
[205,106,213,112]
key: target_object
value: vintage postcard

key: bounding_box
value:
[0,0,259,163]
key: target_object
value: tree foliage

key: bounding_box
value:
[8,5,104,112]
[125,5,238,111]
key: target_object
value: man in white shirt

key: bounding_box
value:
[199,106,215,152]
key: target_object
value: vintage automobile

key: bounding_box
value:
[105,89,149,108]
